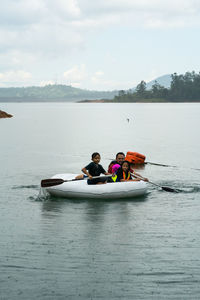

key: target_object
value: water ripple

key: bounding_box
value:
[12,185,39,189]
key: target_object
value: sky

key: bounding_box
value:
[0,0,200,90]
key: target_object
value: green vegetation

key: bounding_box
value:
[1,71,200,103]
[0,84,117,102]
[113,71,200,103]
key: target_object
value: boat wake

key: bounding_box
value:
[181,185,200,193]
[33,187,50,201]
[170,184,200,194]
[12,184,39,189]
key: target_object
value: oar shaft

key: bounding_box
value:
[131,173,179,193]
[41,174,112,188]
[147,180,162,188]
[132,173,161,187]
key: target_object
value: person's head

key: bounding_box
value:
[116,152,125,165]
[91,152,101,164]
[112,164,121,174]
[121,160,130,173]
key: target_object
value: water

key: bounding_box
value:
[0,102,200,299]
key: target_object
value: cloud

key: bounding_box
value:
[94,71,104,77]
[62,65,131,90]
[0,0,83,60]
[63,64,87,83]
[77,0,200,28]
[1,0,200,88]
[0,0,46,26]
[91,71,104,85]
[0,70,32,87]
[48,0,81,18]
[1,0,200,59]
[40,80,55,86]
[91,75,133,91]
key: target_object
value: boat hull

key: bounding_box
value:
[45,174,148,199]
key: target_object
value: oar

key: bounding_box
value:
[145,161,200,171]
[145,161,176,167]
[41,175,112,188]
[131,173,180,193]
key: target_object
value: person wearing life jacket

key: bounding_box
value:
[110,163,121,182]
[108,152,146,180]
[108,152,125,173]
[115,161,141,182]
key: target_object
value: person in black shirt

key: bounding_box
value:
[82,152,110,185]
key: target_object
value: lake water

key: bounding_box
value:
[0,102,200,299]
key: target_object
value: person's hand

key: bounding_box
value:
[143,177,149,182]
[89,175,92,179]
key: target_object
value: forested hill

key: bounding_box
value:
[111,71,200,103]
[1,72,200,103]
[0,84,117,102]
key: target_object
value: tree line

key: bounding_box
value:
[0,84,117,102]
[114,71,200,102]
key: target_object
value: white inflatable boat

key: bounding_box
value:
[44,173,148,199]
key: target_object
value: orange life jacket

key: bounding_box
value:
[123,171,131,180]
[125,151,146,164]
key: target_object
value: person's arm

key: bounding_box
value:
[102,166,111,175]
[104,172,111,175]
[131,171,149,182]
[82,167,92,179]
[100,165,111,176]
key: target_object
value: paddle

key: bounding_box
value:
[41,175,112,188]
[145,161,200,171]
[131,173,180,193]
[145,161,175,167]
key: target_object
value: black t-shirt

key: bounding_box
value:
[85,162,106,176]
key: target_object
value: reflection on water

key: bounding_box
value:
[41,200,64,214]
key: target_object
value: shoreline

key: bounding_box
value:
[1,99,200,104]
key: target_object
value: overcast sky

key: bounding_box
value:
[0,0,200,90]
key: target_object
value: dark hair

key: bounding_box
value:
[91,152,100,159]
[121,160,130,170]
[116,152,125,159]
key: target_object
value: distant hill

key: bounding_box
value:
[0,84,118,102]
[146,74,171,89]
[130,74,171,92]
[0,75,172,103]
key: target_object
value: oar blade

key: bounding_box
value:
[41,178,65,188]
[161,186,179,193]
